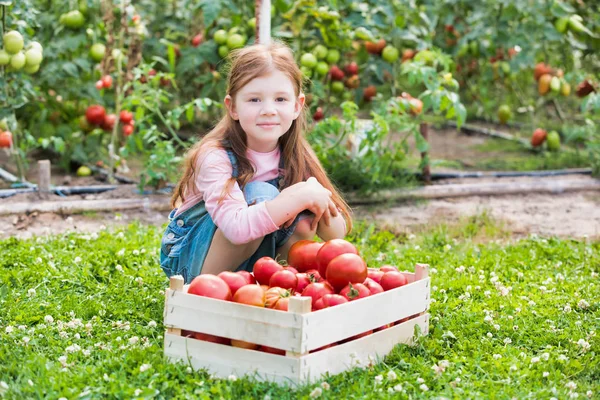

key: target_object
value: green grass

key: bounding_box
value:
[1,219,599,399]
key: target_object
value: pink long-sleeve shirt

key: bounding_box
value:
[174,146,281,245]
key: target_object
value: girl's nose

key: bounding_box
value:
[260,101,277,115]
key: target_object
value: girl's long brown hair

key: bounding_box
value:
[171,41,352,233]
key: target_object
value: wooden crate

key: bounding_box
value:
[163,263,431,385]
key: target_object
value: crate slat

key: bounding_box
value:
[164,291,305,352]
[164,333,302,384]
[299,313,430,383]
[302,277,430,351]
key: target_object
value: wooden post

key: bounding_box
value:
[255,0,271,45]
[38,160,51,194]
[165,275,185,336]
[419,123,431,185]
[286,296,311,357]
[415,263,430,333]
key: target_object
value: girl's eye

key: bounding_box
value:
[276,97,287,102]
[249,98,260,102]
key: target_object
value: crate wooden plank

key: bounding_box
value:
[302,278,430,351]
[164,291,305,352]
[299,313,430,383]
[164,333,301,385]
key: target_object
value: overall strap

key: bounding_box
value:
[225,149,239,179]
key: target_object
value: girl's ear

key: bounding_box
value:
[293,92,306,119]
[224,95,239,120]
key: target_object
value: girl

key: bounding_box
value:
[160,42,352,283]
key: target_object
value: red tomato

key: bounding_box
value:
[374,323,393,332]
[122,124,134,137]
[188,274,232,301]
[313,294,348,310]
[101,75,113,89]
[85,105,106,126]
[191,33,203,47]
[253,257,283,286]
[95,80,104,90]
[305,269,323,282]
[310,343,337,353]
[287,240,324,272]
[295,273,311,293]
[339,283,371,301]
[102,114,117,131]
[237,270,256,284]
[231,339,258,350]
[340,330,373,343]
[363,278,384,295]
[269,270,298,291]
[273,297,290,311]
[316,239,358,278]
[233,284,265,307]
[301,281,335,308]
[217,271,248,296]
[258,345,285,355]
[0,131,12,148]
[380,271,408,291]
[193,332,231,345]
[284,266,298,274]
[367,268,384,284]
[265,287,290,308]
[325,253,368,292]
[119,110,133,124]
[380,265,397,273]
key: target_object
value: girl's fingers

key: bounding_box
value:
[311,211,323,231]
[329,201,338,217]
[322,209,331,227]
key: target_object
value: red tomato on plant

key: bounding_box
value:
[101,75,113,89]
[119,110,133,124]
[339,283,371,301]
[367,268,384,284]
[363,278,384,295]
[188,274,232,301]
[313,294,348,310]
[232,284,266,307]
[0,131,12,148]
[301,281,335,308]
[193,332,231,345]
[325,253,368,292]
[265,287,290,308]
[380,271,408,291]
[287,240,323,272]
[85,105,106,126]
[95,80,104,90]
[237,270,256,284]
[316,239,358,278]
[122,124,134,137]
[217,271,248,296]
[253,257,283,286]
[102,114,117,131]
[191,33,203,47]
[269,270,298,291]
[295,273,311,294]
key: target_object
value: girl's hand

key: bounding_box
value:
[304,177,336,231]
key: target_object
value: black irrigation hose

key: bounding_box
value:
[418,168,592,181]
[0,185,118,199]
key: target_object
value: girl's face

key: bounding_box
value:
[225,69,305,153]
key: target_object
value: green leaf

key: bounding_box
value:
[199,0,223,26]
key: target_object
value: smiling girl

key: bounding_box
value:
[160,42,352,283]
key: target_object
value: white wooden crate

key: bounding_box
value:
[163,263,431,385]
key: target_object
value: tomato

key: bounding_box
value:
[284,266,298,274]
[213,29,228,45]
[265,287,290,308]
[531,128,547,147]
[188,274,232,301]
[329,65,345,81]
[191,33,203,47]
[24,48,43,67]
[363,278,384,295]
[102,114,117,131]
[122,124,134,137]
[379,265,397,273]
[300,53,317,69]
[301,282,335,308]
[3,31,24,55]
[217,271,248,296]
[305,269,323,283]
[325,253,368,292]
[0,131,13,148]
[119,110,133,124]
[547,131,561,151]
[269,270,298,291]
[273,297,290,311]
[237,271,256,285]
[253,257,283,285]
[315,61,329,76]
[380,271,408,291]
[313,294,348,310]
[226,34,245,50]
[61,10,85,29]
[382,46,399,63]
[258,345,285,355]
[287,240,323,272]
[95,80,104,90]
[345,62,358,75]
[363,85,377,102]
[365,39,386,55]
[339,283,371,301]
[231,339,258,350]
[367,268,384,283]
[101,75,113,89]
[331,81,345,93]
[316,239,358,278]
[89,43,105,62]
[326,49,340,65]
[193,332,231,345]
[409,98,423,116]
[76,166,92,177]
[232,284,265,307]
[374,323,393,332]
[295,273,311,294]
[85,105,106,126]
[313,107,324,122]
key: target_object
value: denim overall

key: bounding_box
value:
[160,148,305,284]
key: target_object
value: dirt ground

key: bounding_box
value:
[1,128,599,240]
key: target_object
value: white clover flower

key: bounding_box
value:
[139,364,151,372]
[484,315,493,323]
[82,349,91,357]
[147,321,157,328]
[543,371,550,377]
[513,325,519,331]
[321,382,330,390]
[228,374,237,381]
[493,354,502,360]
[309,387,322,398]
[133,250,140,256]
[420,384,429,392]
[515,308,521,313]
[541,353,550,361]
[558,355,568,361]
[494,324,501,331]
[129,336,139,345]
[393,384,403,392]
[58,355,67,366]
[387,370,397,381]
[508,316,514,320]
[587,390,593,398]
[531,357,540,364]
[510,365,518,371]
[115,265,124,272]
[499,287,510,296]
[504,338,512,345]
[455,266,465,273]
[18,325,26,331]
[134,389,142,396]
[569,392,580,398]
[374,375,383,385]
[564,305,572,313]
[577,300,590,310]
[186,367,192,374]
[135,277,143,286]
[417,377,425,383]
[566,382,577,390]
[23,336,30,344]
[529,300,536,306]
[5,326,14,334]
[576,339,591,352]
[44,315,54,324]
[487,332,493,338]
[27,288,36,297]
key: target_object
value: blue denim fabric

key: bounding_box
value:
[159,148,311,284]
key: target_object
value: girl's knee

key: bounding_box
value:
[294,217,317,240]
[243,181,280,205]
